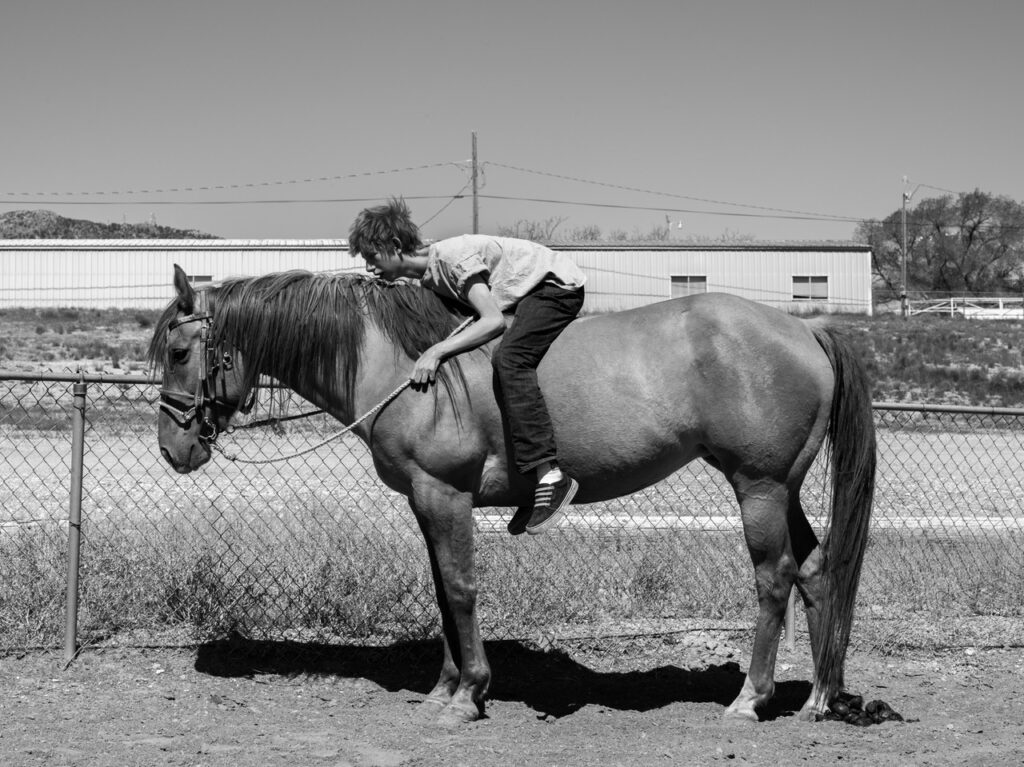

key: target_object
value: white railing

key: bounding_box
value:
[910,295,1024,319]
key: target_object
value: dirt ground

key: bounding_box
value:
[2,635,1023,767]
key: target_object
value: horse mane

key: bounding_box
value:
[148,271,473,416]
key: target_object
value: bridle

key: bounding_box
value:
[158,293,253,445]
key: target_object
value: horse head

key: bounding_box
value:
[154,264,252,473]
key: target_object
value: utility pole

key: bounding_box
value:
[471,131,479,234]
[900,177,923,319]
[900,189,909,318]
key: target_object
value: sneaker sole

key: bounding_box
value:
[526,478,578,536]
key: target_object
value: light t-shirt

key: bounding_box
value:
[420,235,586,311]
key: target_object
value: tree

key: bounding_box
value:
[496,218,756,244]
[567,224,602,241]
[679,229,757,245]
[496,217,567,242]
[856,190,1024,295]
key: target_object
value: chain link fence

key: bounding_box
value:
[2,373,1023,655]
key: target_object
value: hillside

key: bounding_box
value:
[0,209,218,239]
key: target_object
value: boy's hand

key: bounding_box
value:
[411,346,444,388]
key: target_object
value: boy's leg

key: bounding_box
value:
[492,284,583,534]
[492,284,582,472]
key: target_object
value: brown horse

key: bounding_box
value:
[150,264,875,726]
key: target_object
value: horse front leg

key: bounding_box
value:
[410,480,490,725]
[412,511,462,712]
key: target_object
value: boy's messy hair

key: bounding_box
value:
[348,197,423,257]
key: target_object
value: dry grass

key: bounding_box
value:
[0,307,159,373]
[3,505,1020,653]
[3,408,1023,654]
[829,312,1024,407]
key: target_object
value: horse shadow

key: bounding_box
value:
[194,635,811,721]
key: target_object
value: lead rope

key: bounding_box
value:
[211,316,475,464]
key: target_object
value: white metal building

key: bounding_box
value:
[561,243,871,315]
[0,239,872,315]
[0,240,357,310]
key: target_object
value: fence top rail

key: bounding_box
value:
[4,372,1024,418]
[0,370,290,391]
[0,370,155,384]
[873,401,1024,417]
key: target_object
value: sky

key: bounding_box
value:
[2,0,1023,244]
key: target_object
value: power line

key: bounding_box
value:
[0,159,994,230]
[0,162,467,198]
[910,181,962,197]
[477,194,863,223]
[418,182,474,227]
[8,191,1018,231]
[0,156,884,224]
[0,192,865,224]
[487,161,862,222]
[0,194,463,206]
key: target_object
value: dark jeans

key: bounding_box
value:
[491,283,584,474]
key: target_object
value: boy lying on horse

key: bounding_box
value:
[348,198,586,535]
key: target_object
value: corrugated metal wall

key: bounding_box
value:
[0,240,872,314]
[0,240,361,309]
[567,245,872,315]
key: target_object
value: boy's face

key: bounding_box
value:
[361,239,405,281]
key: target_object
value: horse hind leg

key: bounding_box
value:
[724,482,799,722]
[787,496,835,721]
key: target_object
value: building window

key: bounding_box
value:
[793,275,828,300]
[188,274,213,285]
[671,275,707,299]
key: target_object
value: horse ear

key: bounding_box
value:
[172,263,195,314]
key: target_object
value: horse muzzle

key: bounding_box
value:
[159,438,212,474]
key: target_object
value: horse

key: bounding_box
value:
[149,264,875,726]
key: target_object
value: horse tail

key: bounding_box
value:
[810,323,876,707]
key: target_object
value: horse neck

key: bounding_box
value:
[350,322,414,413]
[258,320,410,435]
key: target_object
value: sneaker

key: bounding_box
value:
[507,505,532,536]
[526,475,579,535]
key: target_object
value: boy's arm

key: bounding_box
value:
[409,275,504,386]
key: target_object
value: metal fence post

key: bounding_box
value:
[64,374,87,664]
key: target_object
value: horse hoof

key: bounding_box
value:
[412,697,448,723]
[797,707,823,723]
[722,706,759,723]
[437,703,481,728]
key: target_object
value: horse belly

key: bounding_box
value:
[539,338,705,502]
[566,434,705,503]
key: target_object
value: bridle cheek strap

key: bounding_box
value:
[158,305,231,442]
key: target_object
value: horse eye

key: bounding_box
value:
[170,348,189,365]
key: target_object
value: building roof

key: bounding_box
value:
[0,238,869,252]
[550,240,870,251]
[0,239,348,250]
